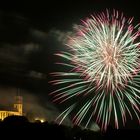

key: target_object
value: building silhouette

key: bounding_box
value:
[0,88,23,120]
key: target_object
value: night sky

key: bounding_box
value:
[0,0,139,128]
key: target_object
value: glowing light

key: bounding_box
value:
[34,118,45,123]
[50,10,140,130]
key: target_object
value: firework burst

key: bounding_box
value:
[50,10,140,130]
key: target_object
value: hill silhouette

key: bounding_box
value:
[0,115,139,139]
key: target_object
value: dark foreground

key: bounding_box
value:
[0,116,139,139]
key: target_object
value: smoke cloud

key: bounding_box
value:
[0,85,72,126]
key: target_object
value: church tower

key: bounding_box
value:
[14,88,23,115]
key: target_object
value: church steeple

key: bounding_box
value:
[14,88,23,115]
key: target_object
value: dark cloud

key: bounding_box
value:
[0,12,72,93]
[0,10,73,124]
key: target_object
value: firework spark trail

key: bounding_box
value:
[50,10,140,130]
